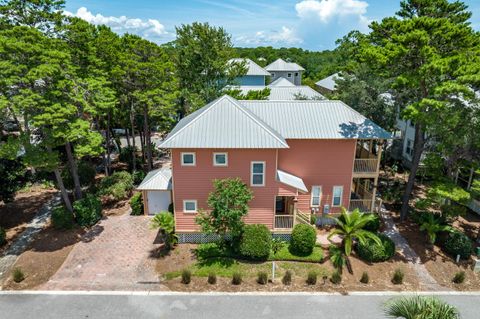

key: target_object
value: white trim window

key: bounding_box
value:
[310,186,322,207]
[213,152,228,166]
[183,200,197,213]
[287,73,292,78]
[181,152,196,166]
[406,139,413,157]
[332,186,343,207]
[251,161,265,186]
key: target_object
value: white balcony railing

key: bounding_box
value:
[353,159,378,174]
[274,214,294,229]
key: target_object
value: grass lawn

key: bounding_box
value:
[269,245,323,262]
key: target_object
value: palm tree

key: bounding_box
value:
[384,296,459,319]
[420,213,454,245]
[328,208,381,256]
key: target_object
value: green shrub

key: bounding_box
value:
[62,161,96,190]
[385,296,460,319]
[330,270,342,284]
[12,267,25,283]
[310,214,317,225]
[207,272,217,285]
[257,271,268,285]
[282,270,292,285]
[150,212,177,249]
[51,206,75,230]
[392,268,404,285]
[444,232,472,259]
[132,170,146,185]
[290,224,316,256]
[363,213,380,232]
[329,245,346,272]
[73,195,102,227]
[0,227,6,246]
[239,224,271,260]
[232,272,242,285]
[306,271,317,285]
[181,269,191,284]
[130,192,144,216]
[452,271,465,284]
[356,233,395,262]
[270,245,324,262]
[98,171,134,201]
[360,271,369,284]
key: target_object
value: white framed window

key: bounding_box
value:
[251,161,265,186]
[183,200,197,213]
[332,186,343,207]
[287,73,292,78]
[213,152,228,166]
[310,186,322,207]
[295,72,299,77]
[181,152,196,166]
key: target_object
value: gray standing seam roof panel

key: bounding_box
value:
[241,100,392,140]
[159,95,289,149]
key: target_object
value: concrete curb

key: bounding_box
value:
[1,290,479,296]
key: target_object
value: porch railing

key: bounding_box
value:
[274,215,294,229]
[349,199,373,212]
[353,159,378,174]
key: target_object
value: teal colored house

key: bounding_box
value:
[230,58,271,86]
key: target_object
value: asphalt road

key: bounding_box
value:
[1,292,480,319]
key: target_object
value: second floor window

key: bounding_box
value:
[406,139,413,157]
[213,152,228,166]
[332,186,343,207]
[311,186,322,207]
[181,152,196,166]
[251,161,265,186]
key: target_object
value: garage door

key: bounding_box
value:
[147,190,171,215]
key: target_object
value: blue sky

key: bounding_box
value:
[65,0,480,51]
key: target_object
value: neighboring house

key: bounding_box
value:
[231,76,325,100]
[265,58,305,85]
[229,58,271,86]
[455,166,480,215]
[315,72,342,95]
[156,95,391,242]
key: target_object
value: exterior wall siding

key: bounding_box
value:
[270,71,302,85]
[171,139,356,233]
[172,148,290,232]
[277,139,356,215]
[235,75,266,86]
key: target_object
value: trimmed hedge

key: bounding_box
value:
[290,224,316,256]
[73,195,102,227]
[239,224,272,260]
[443,231,472,259]
[51,206,75,230]
[130,192,144,215]
[356,233,395,262]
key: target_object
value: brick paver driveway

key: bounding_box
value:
[41,213,168,291]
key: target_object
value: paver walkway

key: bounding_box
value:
[41,212,167,291]
[0,193,61,284]
[379,205,445,291]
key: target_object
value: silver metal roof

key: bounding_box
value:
[137,167,172,190]
[233,85,325,100]
[241,100,392,139]
[277,169,307,192]
[265,58,305,72]
[269,77,295,87]
[229,58,270,76]
[159,95,289,149]
[315,73,342,91]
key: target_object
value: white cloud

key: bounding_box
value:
[295,0,369,23]
[236,26,303,46]
[64,7,170,39]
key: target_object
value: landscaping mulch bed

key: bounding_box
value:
[2,225,85,290]
[395,213,480,291]
[158,244,422,292]
[0,186,56,254]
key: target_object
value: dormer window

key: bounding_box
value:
[271,72,275,77]
[287,73,292,78]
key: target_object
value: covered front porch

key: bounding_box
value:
[349,178,382,213]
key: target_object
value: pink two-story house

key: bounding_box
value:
[152,95,391,242]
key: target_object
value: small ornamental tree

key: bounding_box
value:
[195,178,253,240]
